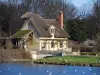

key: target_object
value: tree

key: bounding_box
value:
[79,0,100,40]
[0,2,17,36]
[78,3,92,19]
[0,0,77,35]
[92,0,100,34]
[64,19,88,42]
[1,0,77,20]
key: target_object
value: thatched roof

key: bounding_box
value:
[21,12,69,38]
[12,30,31,38]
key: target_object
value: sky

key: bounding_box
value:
[71,0,93,7]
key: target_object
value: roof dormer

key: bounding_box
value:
[50,25,55,39]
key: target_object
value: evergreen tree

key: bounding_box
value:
[65,19,88,42]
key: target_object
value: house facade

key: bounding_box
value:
[12,12,72,52]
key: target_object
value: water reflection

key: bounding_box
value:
[0,63,100,75]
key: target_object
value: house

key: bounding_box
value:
[11,11,72,52]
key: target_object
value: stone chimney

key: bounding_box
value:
[58,11,64,29]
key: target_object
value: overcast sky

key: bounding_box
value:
[71,0,93,7]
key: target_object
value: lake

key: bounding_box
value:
[0,63,100,75]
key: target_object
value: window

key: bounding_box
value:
[51,41,55,48]
[42,42,46,48]
[50,28,55,34]
[50,25,55,38]
[60,41,63,48]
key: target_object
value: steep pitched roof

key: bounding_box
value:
[45,19,69,38]
[21,12,69,38]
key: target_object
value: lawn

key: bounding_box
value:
[35,56,100,66]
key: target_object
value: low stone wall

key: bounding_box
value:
[30,50,81,60]
[62,51,80,56]
[0,49,32,61]
[30,51,53,60]
[72,52,80,55]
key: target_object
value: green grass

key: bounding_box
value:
[36,56,100,65]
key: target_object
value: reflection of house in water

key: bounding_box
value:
[11,11,73,52]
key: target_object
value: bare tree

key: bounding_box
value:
[4,0,77,19]
[93,0,100,33]
[78,4,92,19]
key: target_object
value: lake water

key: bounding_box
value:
[0,63,100,75]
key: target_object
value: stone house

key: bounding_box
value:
[11,11,72,52]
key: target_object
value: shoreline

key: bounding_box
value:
[0,59,32,63]
[34,61,100,67]
[0,59,100,67]
[34,56,100,67]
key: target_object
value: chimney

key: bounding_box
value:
[58,11,64,29]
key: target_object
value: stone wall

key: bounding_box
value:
[0,49,32,61]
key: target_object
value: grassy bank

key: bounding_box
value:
[35,56,100,67]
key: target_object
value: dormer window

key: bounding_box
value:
[50,25,55,38]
